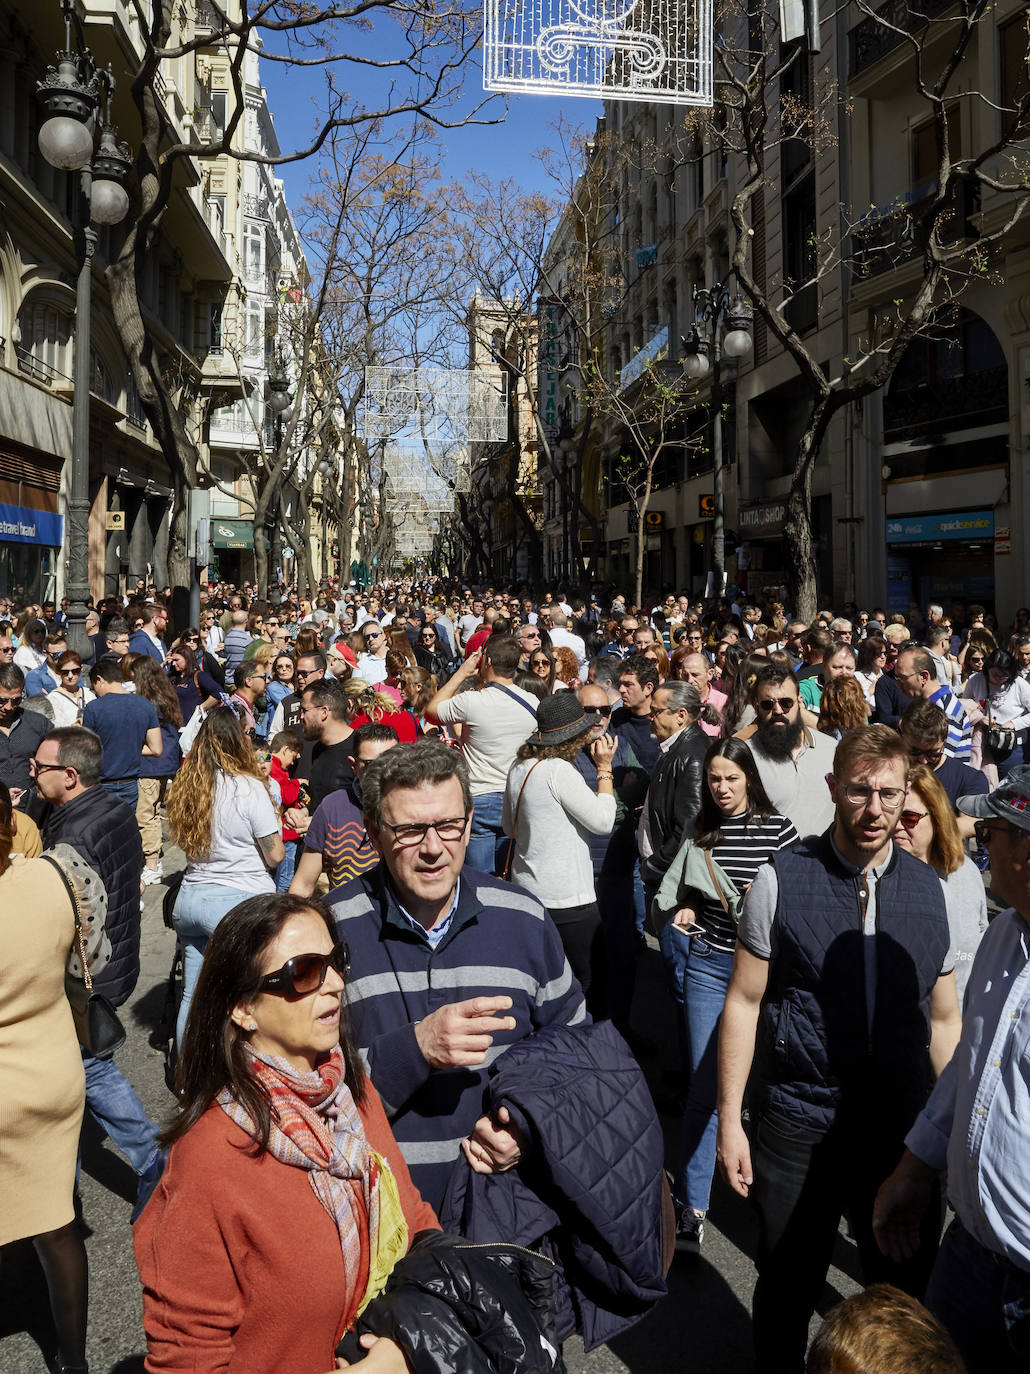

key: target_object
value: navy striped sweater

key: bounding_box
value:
[329,864,588,1212]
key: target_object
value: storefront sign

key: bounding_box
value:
[738,500,786,538]
[0,501,63,546]
[211,519,255,550]
[885,510,994,544]
[996,526,1011,556]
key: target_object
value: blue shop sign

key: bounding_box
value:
[0,502,64,546]
[886,510,994,544]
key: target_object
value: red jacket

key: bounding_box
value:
[270,756,302,841]
[134,1081,438,1373]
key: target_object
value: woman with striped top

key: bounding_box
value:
[670,738,797,1256]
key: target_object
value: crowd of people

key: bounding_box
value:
[1,576,1029,1374]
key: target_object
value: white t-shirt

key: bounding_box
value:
[503,756,615,908]
[434,681,539,795]
[549,627,587,671]
[183,774,278,892]
[356,652,389,685]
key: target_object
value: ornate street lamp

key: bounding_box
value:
[682,283,753,590]
[37,0,132,656]
[265,368,294,603]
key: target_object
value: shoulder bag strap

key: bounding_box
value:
[41,852,94,993]
[702,847,731,916]
[503,760,543,880]
[486,682,540,719]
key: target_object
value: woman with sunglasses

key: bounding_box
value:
[656,738,797,1255]
[167,709,285,1045]
[46,650,95,726]
[260,652,296,741]
[135,893,437,1374]
[893,765,987,1003]
[413,623,455,682]
[527,644,557,692]
[178,625,226,690]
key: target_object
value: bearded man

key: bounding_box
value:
[743,665,836,837]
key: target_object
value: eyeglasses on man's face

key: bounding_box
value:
[380,814,470,846]
[30,758,67,776]
[582,704,612,716]
[974,820,1019,847]
[839,783,906,810]
[756,696,797,715]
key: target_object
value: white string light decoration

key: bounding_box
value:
[483,0,713,104]
[364,367,508,444]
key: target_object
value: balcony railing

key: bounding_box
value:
[194,106,224,145]
[195,3,222,32]
[243,192,268,219]
[16,346,70,386]
[851,179,979,277]
[883,365,1008,440]
[849,0,954,78]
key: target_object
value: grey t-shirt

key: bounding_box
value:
[744,729,837,839]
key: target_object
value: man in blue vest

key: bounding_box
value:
[716,724,962,1374]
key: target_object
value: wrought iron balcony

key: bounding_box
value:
[851,178,979,277]
[883,365,1008,440]
[849,0,954,78]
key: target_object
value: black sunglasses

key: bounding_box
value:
[258,940,351,999]
[582,703,612,716]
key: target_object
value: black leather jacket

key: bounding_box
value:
[641,722,708,887]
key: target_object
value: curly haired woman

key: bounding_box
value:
[167,708,284,1045]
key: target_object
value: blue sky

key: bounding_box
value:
[259,34,602,221]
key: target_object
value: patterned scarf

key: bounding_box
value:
[218,1046,407,1329]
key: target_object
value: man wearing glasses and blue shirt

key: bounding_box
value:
[329,740,585,1212]
[356,621,390,685]
[874,767,1030,1373]
[716,723,961,1374]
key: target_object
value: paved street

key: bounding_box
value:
[0,864,861,1374]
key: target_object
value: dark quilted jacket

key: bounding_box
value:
[43,786,144,1006]
[438,1021,667,1352]
[758,833,950,1137]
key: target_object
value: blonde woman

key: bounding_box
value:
[342,677,418,742]
[167,707,284,1044]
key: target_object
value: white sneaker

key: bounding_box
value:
[141,866,163,887]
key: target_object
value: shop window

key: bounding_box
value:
[1000,12,1030,136]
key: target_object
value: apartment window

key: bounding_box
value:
[245,301,263,356]
[1001,12,1030,136]
[245,222,264,283]
[912,105,962,187]
[782,175,818,334]
[19,303,73,381]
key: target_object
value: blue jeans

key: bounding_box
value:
[657,913,691,1073]
[173,882,254,1045]
[632,859,647,935]
[675,938,734,1211]
[926,1217,1030,1373]
[103,778,138,808]
[82,1051,160,1176]
[275,838,299,892]
[468,791,506,876]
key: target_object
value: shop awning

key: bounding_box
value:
[211,519,254,549]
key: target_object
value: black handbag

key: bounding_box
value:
[987,712,1016,765]
[45,854,126,1060]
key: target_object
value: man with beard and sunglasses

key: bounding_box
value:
[743,665,837,838]
[717,725,961,1374]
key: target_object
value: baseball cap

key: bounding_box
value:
[957,765,1030,833]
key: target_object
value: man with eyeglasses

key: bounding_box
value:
[329,740,587,1212]
[718,724,960,1374]
[356,622,390,686]
[894,647,972,761]
[35,726,161,1205]
[874,767,1030,1372]
[744,666,837,838]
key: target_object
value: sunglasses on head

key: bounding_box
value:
[257,940,351,999]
